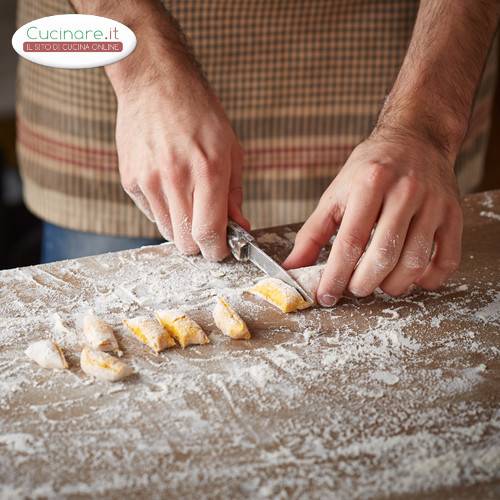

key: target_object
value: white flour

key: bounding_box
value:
[0,235,499,499]
[480,210,500,221]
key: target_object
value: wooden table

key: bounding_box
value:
[1,191,499,499]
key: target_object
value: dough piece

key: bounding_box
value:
[83,312,119,352]
[123,316,176,353]
[80,346,133,382]
[213,296,251,340]
[288,264,326,303]
[156,309,209,348]
[249,277,312,313]
[25,339,68,370]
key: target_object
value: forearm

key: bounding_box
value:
[376,0,500,160]
[69,0,203,95]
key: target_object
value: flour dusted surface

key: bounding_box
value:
[1,193,500,499]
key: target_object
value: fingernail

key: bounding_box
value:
[348,284,366,297]
[318,293,338,307]
[203,250,228,262]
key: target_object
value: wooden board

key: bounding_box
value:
[0,191,499,499]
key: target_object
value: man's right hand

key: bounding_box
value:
[101,3,249,261]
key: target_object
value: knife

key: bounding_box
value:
[227,221,314,303]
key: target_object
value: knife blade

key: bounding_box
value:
[227,221,314,303]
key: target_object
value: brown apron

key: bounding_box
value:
[16,0,498,236]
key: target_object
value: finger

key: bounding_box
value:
[347,182,422,297]
[123,184,155,224]
[137,175,174,241]
[282,196,339,270]
[315,185,384,306]
[416,205,462,290]
[228,145,251,231]
[162,170,199,255]
[229,191,251,231]
[380,203,438,296]
[192,160,231,262]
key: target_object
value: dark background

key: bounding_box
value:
[1,3,499,270]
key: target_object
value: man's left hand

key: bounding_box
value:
[283,129,463,306]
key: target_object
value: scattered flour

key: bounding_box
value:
[480,192,495,209]
[372,371,400,386]
[0,230,499,498]
[479,210,500,221]
[474,291,500,323]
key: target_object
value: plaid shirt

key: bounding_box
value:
[16,0,498,237]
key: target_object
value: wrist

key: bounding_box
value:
[374,92,467,164]
[103,4,204,98]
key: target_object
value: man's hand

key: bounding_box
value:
[284,0,499,306]
[283,129,462,306]
[113,58,248,261]
[71,0,249,261]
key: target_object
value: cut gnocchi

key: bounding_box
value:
[25,339,68,370]
[213,296,250,340]
[83,312,119,352]
[123,316,176,353]
[156,309,209,348]
[249,277,312,313]
[80,346,133,382]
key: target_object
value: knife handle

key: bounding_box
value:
[227,220,254,261]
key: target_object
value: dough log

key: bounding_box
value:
[288,264,325,304]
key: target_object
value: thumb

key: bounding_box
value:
[282,201,338,269]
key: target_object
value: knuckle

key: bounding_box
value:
[337,234,365,263]
[372,248,398,272]
[141,170,161,193]
[371,236,400,272]
[397,176,423,201]
[364,161,394,186]
[321,274,348,295]
[165,166,184,186]
[192,225,220,245]
[401,251,428,274]
[194,152,221,177]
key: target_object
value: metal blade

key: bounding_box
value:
[247,242,314,303]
